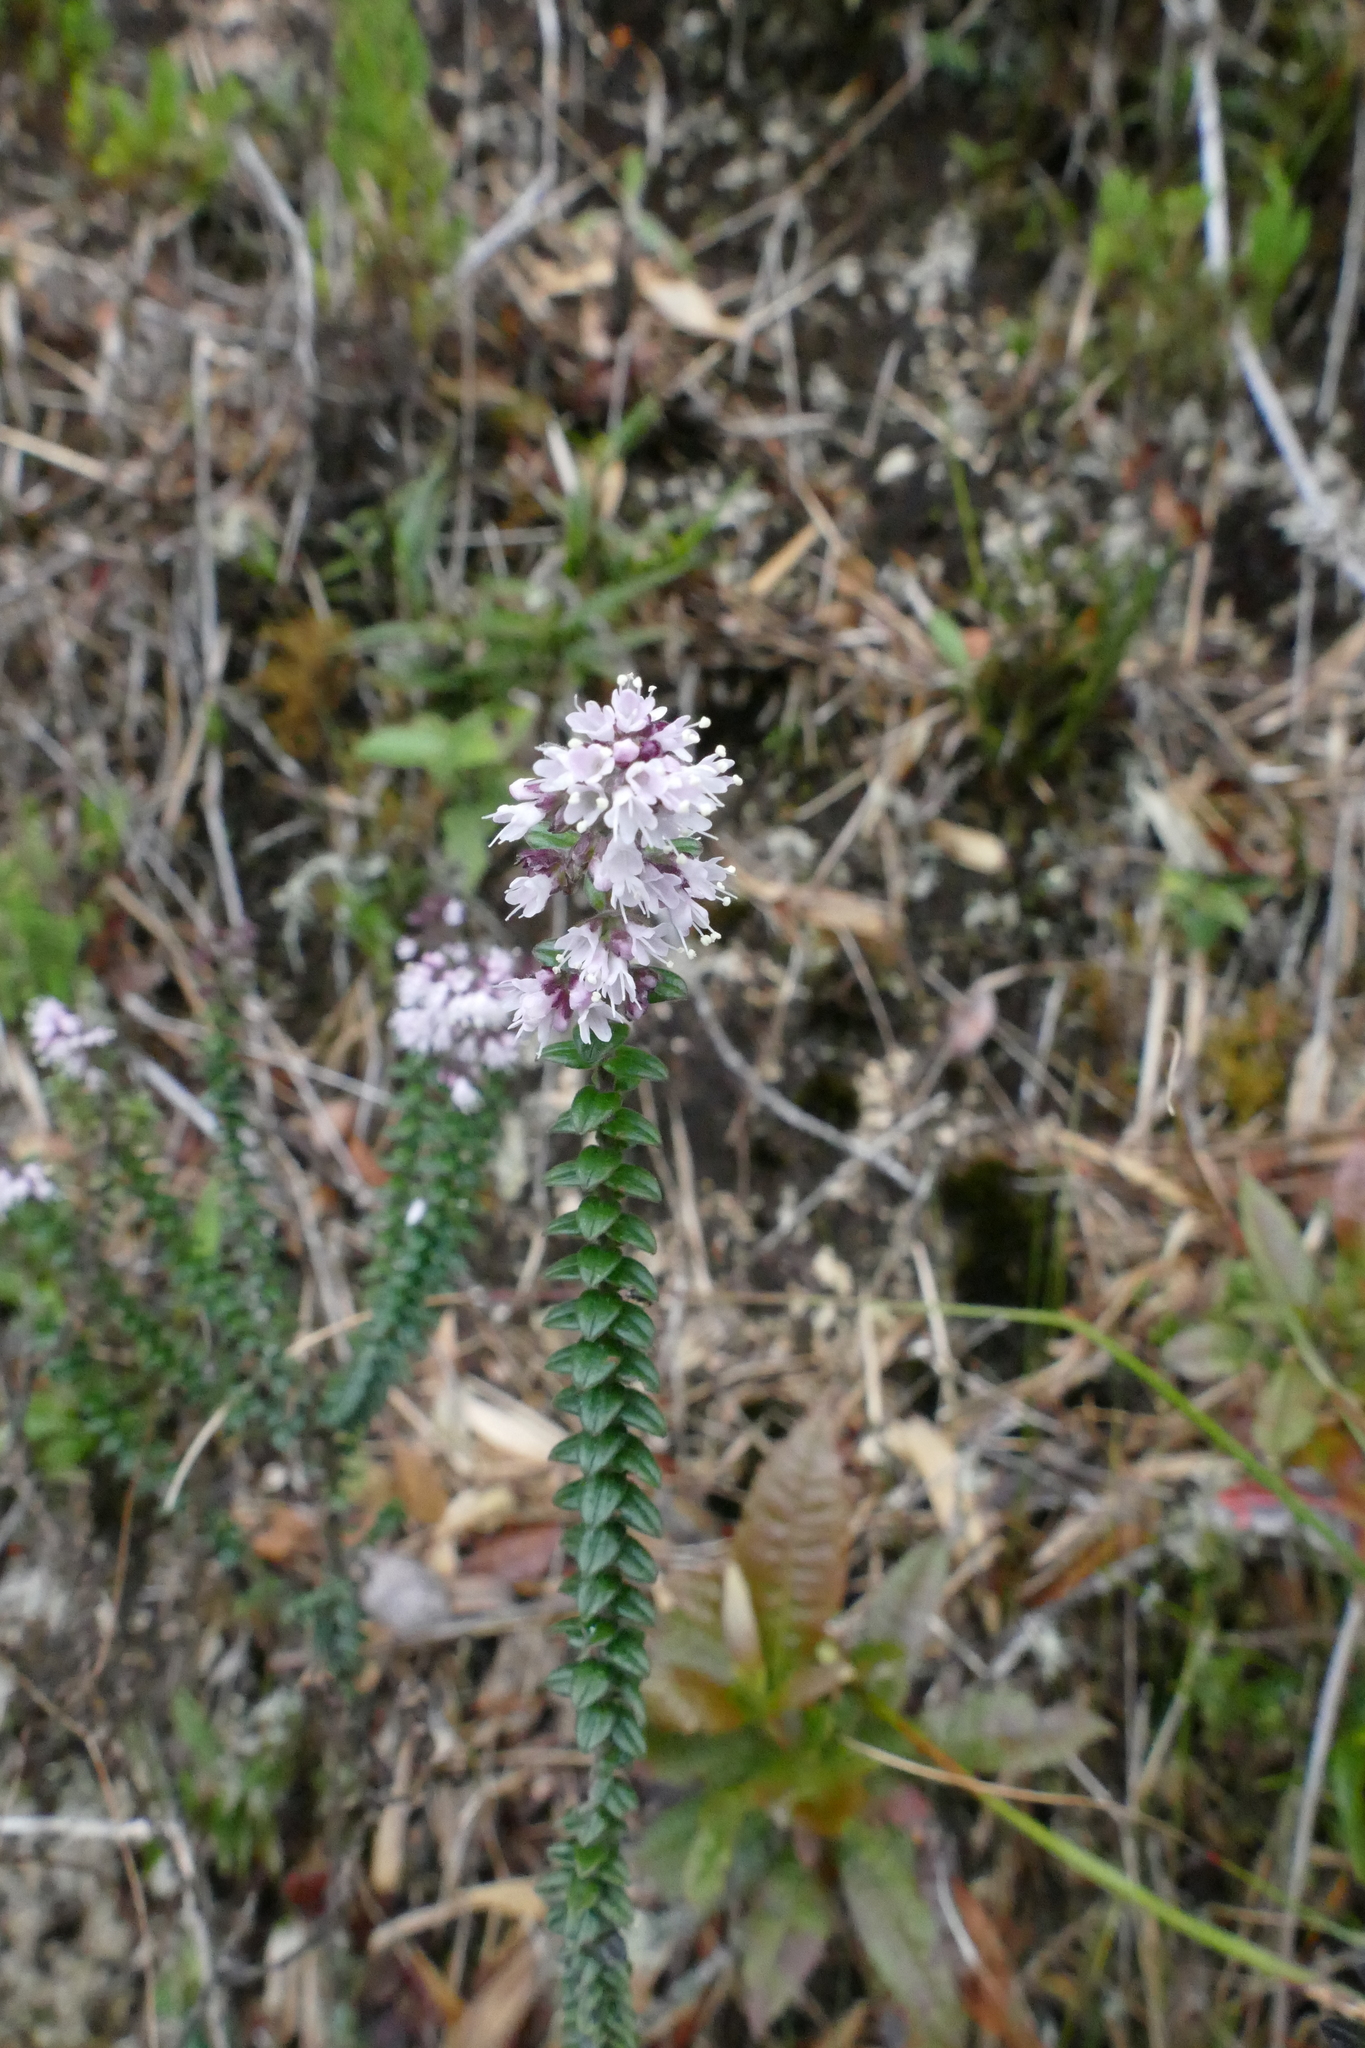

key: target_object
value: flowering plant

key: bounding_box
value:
[0,1160,59,1215]
[489,676,739,2048]
[490,674,739,1049]
[27,996,114,1089]
[390,897,521,1108]
[325,902,520,1434]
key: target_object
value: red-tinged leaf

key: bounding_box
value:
[838,1821,965,2045]
[847,1536,949,1695]
[463,1522,561,1588]
[919,1686,1108,1776]
[281,1861,330,1918]
[1333,1141,1365,1255]
[737,1858,833,2035]
[731,1413,851,1673]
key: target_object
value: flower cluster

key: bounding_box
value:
[390,899,522,1110]
[490,676,740,1047]
[27,997,115,1089]
[0,1160,59,1216]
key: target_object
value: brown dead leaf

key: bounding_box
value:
[254,613,353,763]
[926,818,1011,875]
[727,859,899,958]
[462,1521,561,1589]
[345,1134,389,1188]
[447,1935,544,2048]
[242,1500,322,1568]
[633,257,743,340]
[391,1441,448,1526]
[1149,476,1205,547]
[952,1881,1045,2048]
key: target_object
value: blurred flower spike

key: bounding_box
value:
[490,674,740,1048]
[390,897,522,1111]
[0,1161,59,1215]
[27,997,115,1090]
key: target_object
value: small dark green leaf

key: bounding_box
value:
[618,1390,667,1434]
[614,1304,656,1348]
[547,1340,614,1379]
[614,1437,662,1487]
[577,1525,624,1574]
[609,1716,648,1761]
[603,1046,670,1085]
[576,1700,619,1748]
[613,1256,658,1301]
[575,1197,622,1240]
[617,1534,659,1582]
[601,1109,662,1148]
[609,1212,658,1254]
[580,1474,631,1522]
[609,1163,663,1202]
[570,1346,623,1390]
[545,1159,587,1189]
[564,1661,614,1708]
[610,1585,657,1630]
[575,1428,629,1474]
[578,1386,627,1431]
[578,1246,624,1286]
[649,967,689,1001]
[576,1573,619,1618]
[619,1486,664,1537]
[575,1289,624,1340]
[526,828,581,850]
[542,1036,605,1070]
[578,1147,627,1190]
[545,1252,588,1283]
[614,1345,662,1392]
[543,1298,585,1330]
[552,1087,622,1136]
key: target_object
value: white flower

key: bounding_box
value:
[27,997,115,1089]
[389,906,524,1107]
[0,1160,59,1216]
[506,872,556,919]
[404,1197,428,1228]
[490,675,741,1048]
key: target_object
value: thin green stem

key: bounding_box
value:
[900,1299,1365,1584]
[858,1710,1365,2024]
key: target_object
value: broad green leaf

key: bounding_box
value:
[736,1857,833,2035]
[441,802,492,887]
[847,1536,950,1695]
[731,1414,851,1675]
[681,1793,748,1910]
[1161,1322,1242,1384]
[1244,164,1311,311]
[1252,1354,1322,1462]
[928,611,971,669]
[1330,1728,1365,1884]
[190,1177,223,1262]
[356,703,530,783]
[839,1821,964,2042]
[920,1686,1107,1776]
[1238,1173,1317,1309]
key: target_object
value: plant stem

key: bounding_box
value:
[861,1707,1365,2025]
[910,1299,1365,1585]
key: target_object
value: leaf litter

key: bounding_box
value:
[4,3,1365,2045]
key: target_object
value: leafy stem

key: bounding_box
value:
[534,1020,677,2048]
